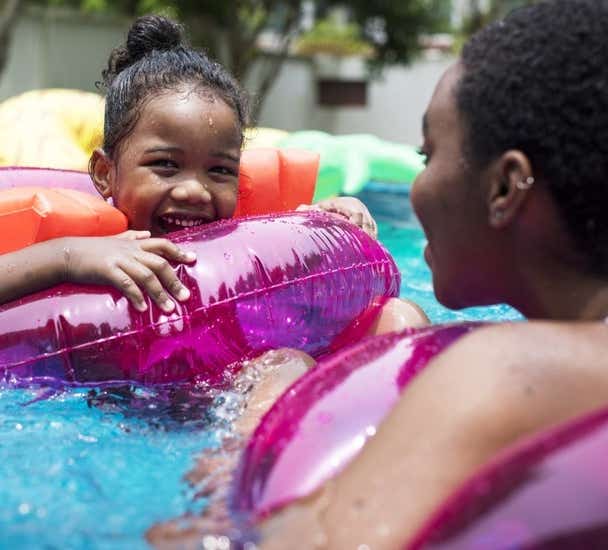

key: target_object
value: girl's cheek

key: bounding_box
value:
[222,188,238,217]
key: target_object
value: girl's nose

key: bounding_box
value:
[170,177,212,204]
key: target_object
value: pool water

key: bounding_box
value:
[0,196,521,549]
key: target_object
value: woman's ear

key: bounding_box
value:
[89,148,114,200]
[487,150,534,229]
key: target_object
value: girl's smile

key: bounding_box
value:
[93,88,242,236]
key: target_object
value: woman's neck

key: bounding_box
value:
[512,263,608,321]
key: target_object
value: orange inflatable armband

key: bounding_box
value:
[0,186,127,255]
[234,148,319,217]
[0,148,317,254]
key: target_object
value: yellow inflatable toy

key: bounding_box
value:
[0,89,104,171]
[0,91,289,171]
[244,127,289,150]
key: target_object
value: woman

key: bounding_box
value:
[149,1,608,548]
[255,1,608,548]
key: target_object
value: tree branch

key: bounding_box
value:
[0,0,21,36]
[249,4,301,122]
[0,0,22,77]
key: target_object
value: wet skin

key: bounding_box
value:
[93,88,242,237]
[0,88,243,312]
[410,64,511,310]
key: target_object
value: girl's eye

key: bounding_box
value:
[149,159,178,170]
[416,147,429,166]
[210,166,238,177]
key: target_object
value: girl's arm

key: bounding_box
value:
[0,238,66,305]
[0,231,195,312]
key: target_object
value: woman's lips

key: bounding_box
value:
[424,244,433,267]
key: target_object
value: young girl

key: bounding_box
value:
[0,14,381,314]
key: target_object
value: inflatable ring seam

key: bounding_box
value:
[2,258,395,371]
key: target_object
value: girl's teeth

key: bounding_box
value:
[163,216,204,227]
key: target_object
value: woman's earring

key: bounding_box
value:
[516,176,535,190]
[494,210,505,222]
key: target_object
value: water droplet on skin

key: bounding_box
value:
[201,534,231,550]
[313,531,328,547]
[208,117,214,127]
[377,523,391,537]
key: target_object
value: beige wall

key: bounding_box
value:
[0,8,128,99]
[0,8,454,146]
[255,54,453,146]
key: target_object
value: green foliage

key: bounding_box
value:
[295,19,374,57]
[23,0,453,116]
[342,0,452,65]
[460,0,537,36]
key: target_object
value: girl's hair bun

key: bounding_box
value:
[126,15,184,60]
[102,15,185,88]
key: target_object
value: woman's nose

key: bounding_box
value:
[170,177,212,204]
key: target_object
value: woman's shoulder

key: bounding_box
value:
[424,320,608,441]
[444,320,608,369]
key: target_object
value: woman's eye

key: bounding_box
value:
[416,147,429,166]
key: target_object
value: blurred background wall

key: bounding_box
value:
[0,7,454,146]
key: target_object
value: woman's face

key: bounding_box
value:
[101,88,241,236]
[411,64,501,309]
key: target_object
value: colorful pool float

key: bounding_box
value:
[0,149,392,386]
[233,323,608,548]
[0,148,318,254]
[0,211,399,386]
[410,406,608,548]
[0,186,128,255]
[233,322,482,517]
[0,88,422,200]
[0,89,105,171]
[276,131,425,200]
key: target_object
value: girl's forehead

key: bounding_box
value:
[141,89,228,118]
[135,91,241,142]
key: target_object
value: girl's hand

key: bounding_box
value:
[297,197,378,239]
[60,232,196,313]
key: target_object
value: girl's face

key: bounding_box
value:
[94,88,241,236]
[411,64,504,309]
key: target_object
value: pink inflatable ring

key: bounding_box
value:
[0,212,400,387]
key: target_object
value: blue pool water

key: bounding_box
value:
[0,192,521,549]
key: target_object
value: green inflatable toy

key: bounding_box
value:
[278,130,425,199]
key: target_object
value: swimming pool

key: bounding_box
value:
[0,191,521,549]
